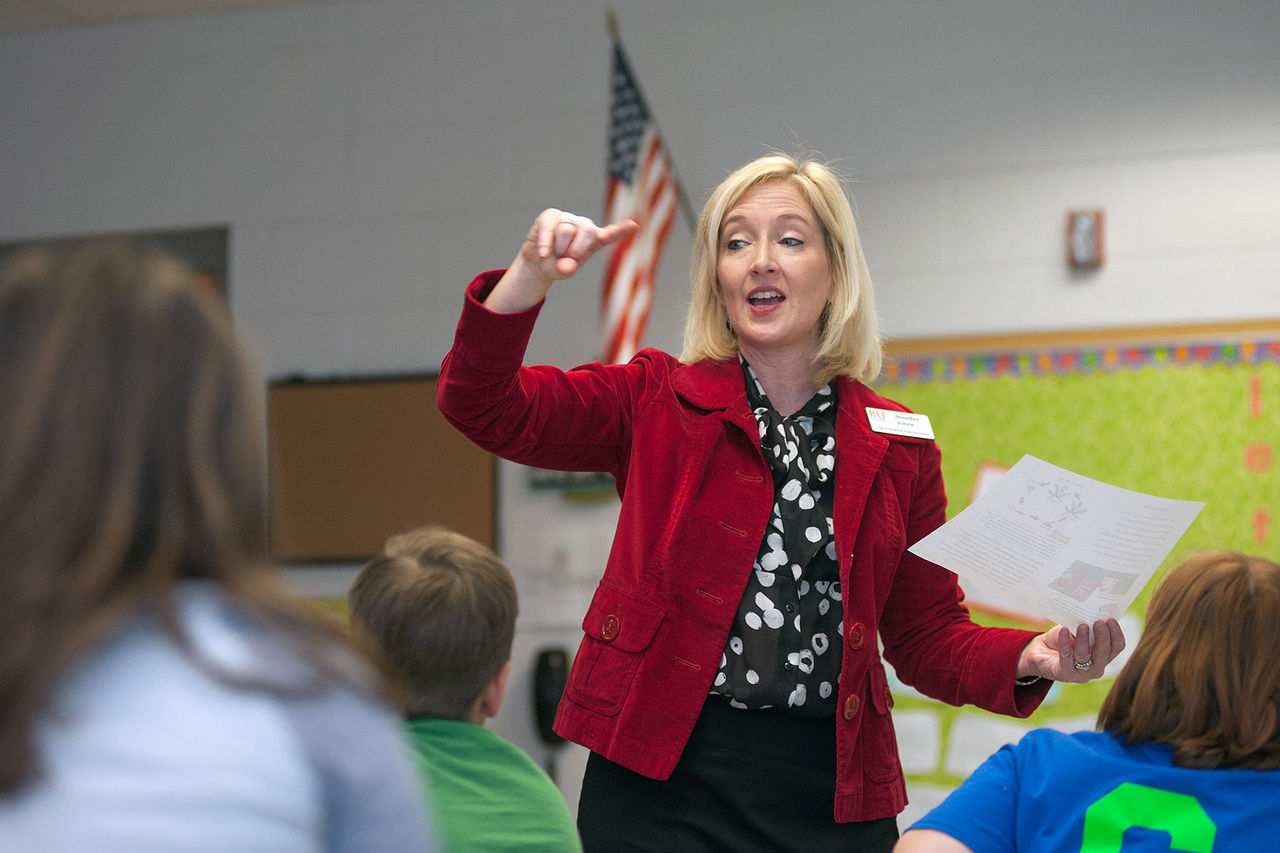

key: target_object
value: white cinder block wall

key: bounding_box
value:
[4,0,1279,819]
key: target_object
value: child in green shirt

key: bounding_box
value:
[349,526,582,853]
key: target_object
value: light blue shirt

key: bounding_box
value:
[0,583,437,852]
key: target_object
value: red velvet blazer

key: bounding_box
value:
[438,271,1049,822]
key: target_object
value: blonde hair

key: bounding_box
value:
[1098,550,1280,769]
[680,153,882,385]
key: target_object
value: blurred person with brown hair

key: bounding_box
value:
[348,526,582,853]
[0,240,436,852]
[896,550,1280,853]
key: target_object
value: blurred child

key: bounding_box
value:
[0,240,436,851]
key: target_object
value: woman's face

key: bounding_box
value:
[717,181,833,363]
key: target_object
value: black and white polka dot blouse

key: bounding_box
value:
[710,359,842,717]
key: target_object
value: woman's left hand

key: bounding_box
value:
[1018,618,1126,683]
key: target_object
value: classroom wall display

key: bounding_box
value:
[875,318,1280,816]
[267,375,496,562]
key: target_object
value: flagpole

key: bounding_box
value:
[607,9,699,235]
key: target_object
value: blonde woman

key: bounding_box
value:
[439,153,1123,851]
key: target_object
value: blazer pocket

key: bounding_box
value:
[863,663,903,783]
[565,583,667,716]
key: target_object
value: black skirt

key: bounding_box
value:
[576,696,899,853]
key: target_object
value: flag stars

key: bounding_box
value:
[608,46,652,182]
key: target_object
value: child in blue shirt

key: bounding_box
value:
[896,550,1280,853]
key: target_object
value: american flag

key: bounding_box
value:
[599,38,681,364]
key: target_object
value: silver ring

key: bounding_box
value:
[560,213,577,225]
[1073,659,1092,672]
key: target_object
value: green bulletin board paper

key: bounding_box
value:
[874,329,1280,790]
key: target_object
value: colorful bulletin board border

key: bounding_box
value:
[882,319,1280,384]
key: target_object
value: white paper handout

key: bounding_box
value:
[908,455,1205,628]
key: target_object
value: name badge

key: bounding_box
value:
[866,407,935,440]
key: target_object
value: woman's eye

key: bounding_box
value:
[725,238,747,251]
[780,237,803,247]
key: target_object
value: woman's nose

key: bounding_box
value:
[750,243,776,273]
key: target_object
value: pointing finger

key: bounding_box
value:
[598,218,640,248]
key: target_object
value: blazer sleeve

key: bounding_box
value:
[436,270,658,476]
[877,438,1049,717]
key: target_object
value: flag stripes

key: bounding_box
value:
[600,41,679,364]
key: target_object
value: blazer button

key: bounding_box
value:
[600,614,620,641]
[843,695,860,721]
[848,622,866,649]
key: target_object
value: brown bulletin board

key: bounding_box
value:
[267,375,496,562]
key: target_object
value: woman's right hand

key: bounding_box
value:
[484,209,638,314]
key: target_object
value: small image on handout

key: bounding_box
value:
[1048,560,1139,603]
[1013,477,1087,536]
